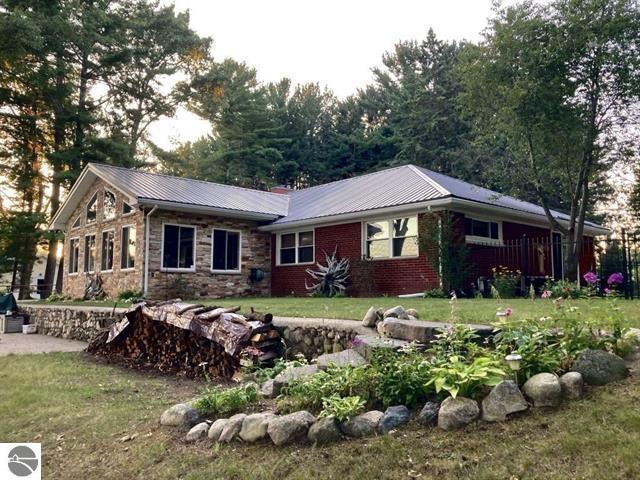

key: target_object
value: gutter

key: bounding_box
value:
[136,198,282,221]
[143,205,158,296]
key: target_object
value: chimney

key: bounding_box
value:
[270,185,294,195]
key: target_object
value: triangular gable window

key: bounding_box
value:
[122,201,133,215]
[86,193,97,224]
[72,216,81,229]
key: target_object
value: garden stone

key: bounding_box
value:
[316,349,368,371]
[572,349,627,386]
[267,411,316,446]
[383,305,407,319]
[379,405,411,433]
[308,416,342,444]
[481,380,528,422]
[160,403,200,430]
[522,373,561,407]
[417,401,439,426]
[362,307,379,327]
[559,372,583,399]
[185,422,209,442]
[273,365,319,393]
[438,397,479,430]
[260,379,276,398]
[240,413,275,442]
[352,334,410,361]
[218,413,246,443]
[207,419,228,441]
[406,308,419,319]
[341,410,384,438]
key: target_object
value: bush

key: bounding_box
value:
[430,324,481,359]
[491,266,521,298]
[371,349,432,407]
[116,289,143,303]
[319,395,365,422]
[194,384,259,415]
[541,278,587,299]
[248,354,308,384]
[426,355,506,399]
[46,292,69,303]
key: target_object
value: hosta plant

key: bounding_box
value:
[319,395,365,422]
[427,355,506,399]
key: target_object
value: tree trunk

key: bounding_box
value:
[55,255,64,293]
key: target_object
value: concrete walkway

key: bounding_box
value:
[0,333,87,356]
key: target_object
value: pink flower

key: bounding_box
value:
[541,290,552,299]
[583,272,598,285]
[607,272,623,286]
[604,288,612,295]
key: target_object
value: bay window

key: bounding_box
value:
[212,229,241,273]
[278,230,314,265]
[162,224,195,271]
[365,216,418,259]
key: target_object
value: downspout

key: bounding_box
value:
[143,205,158,297]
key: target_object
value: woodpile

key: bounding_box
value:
[87,299,282,379]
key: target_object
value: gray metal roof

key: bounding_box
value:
[91,163,289,217]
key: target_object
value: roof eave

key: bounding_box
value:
[136,198,282,221]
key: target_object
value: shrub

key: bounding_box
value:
[194,384,259,415]
[248,354,308,384]
[424,288,447,298]
[541,278,587,299]
[491,266,521,298]
[116,289,142,303]
[426,355,506,399]
[371,348,432,407]
[430,324,481,359]
[319,395,365,422]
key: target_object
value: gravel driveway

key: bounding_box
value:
[0,333,87,356]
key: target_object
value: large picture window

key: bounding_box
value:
[162,224,196,271]
[211,229,241,272]
[104,190,116,221]
[464,217,501,243]
[84,234,96,273]
[121,226,136,269]
[278,230,314,265]
[365,216,418,259]
[101,230,114,271]
[86,193,97,224]
[69,238,79,274]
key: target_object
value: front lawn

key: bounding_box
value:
[0,352,639,479]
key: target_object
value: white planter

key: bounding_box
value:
[22,324,37,334]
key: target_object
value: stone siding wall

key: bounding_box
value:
[62,177,145,299]
[22,305,124,342]
[146,210,271,299]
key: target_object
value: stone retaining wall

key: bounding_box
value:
[20,305,372,358]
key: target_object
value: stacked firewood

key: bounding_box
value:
[244,308,284,367]
[87,300,282,379]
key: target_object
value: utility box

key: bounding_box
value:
[0,314,25,334]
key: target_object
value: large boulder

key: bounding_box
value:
[522,373,561,407]
[481,380,528,422]
[208,419,228,441]
[352,334,410,361]
[362,307,379,327]
[239,413,275,442]
[559,372,584,399]
[341,410,384,438]
[308,416,342,445]
[273,365,319,394]
[260,379,276,399]
[160,403,200,430]
[437,397,479,430]
[405,308,419,319]
[417,401,439,426]
[316,349,368,371]
[572,349,628,386]
[185,422,210,442]
[377,318,493,344]
[267,411,316,446]
[218,413,246,443]
[383,305,408,319]
[379,405,411,433]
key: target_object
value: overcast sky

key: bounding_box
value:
[150,0,498,148]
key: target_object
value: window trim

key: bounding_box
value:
[86,192,98,224]
[276,229,315,266]
[122,200,134,216]
[362,215,420,260]
[160,222,197,272]
[83,233,97,274]
[120,224,136,271]
[103,188,117,222]
[71,216,81,230]
[68,237,80,276]
[464,215,503,245]
[210,228,242,274]
[100,228,115,273]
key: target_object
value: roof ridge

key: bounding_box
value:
[89,162,286,199]
[406,164,450,196]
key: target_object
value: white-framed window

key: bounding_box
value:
[121,225,136,270]
[211,228,241,273]
[101,230,115,271]
[104,189,116,221]
[69,237,80,274]
[277,230,314,265]
[71,216,81,229]
[161,223,196,271]
[122,201,133,216]
[86,193,97,224]
[364,216,419,259]
[84,234,96,273]
[464,216,502,244]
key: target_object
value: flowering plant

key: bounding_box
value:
[583,272,598,285]
[607,272,623,286]
[491,265,521,298]
[541,290,553,299]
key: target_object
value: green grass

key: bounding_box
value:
[1,352,639,479]
[30,296,640,326]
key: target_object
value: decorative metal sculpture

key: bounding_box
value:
[305,247,350,297]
